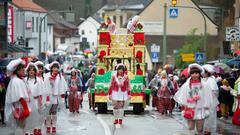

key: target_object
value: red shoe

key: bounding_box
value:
[38,129,42,135]
[46,127,51,133]
[25,133,29,135]
[33,129,38,135]
[113,119,118,124]
[119,119,122,125]
[52,127,56,133]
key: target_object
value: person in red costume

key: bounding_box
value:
[157,71,173,115]
[136,64,143,75]
[109,63,131,128]
[5,59,39,135]
[67,69,82,114]
[45,61,67,133]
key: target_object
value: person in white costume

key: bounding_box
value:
[127,15,140,34]
[174,63,213,135]
[35,61,50,130]
[44,61,67,133]
[202,64,219,135]
[5,59,39,135]
[25,62,45,135]
[109,63,131,128]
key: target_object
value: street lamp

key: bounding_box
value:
[38,10,70,54]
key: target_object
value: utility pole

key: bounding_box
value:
[39,10,70,54]
[163,3,167,66]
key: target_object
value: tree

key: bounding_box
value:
[175,28,205,69]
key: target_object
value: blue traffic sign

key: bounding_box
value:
[151,52,159,62]
[169,8,178,18]
[195,53,205,62]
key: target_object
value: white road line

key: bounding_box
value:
[80,110,112,135]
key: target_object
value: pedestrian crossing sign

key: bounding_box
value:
[195,53,205,62]
[169,8,178,18]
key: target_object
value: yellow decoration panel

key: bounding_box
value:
[130,96,143,103]
[110,34,134,48]
[95,96,109,103]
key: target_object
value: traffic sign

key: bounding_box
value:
[151,44,160,52]
[226,27,240,41]
[195,53,205,62]
[151,52,159,62]
[169,8,178,18]
[181,53,195,62]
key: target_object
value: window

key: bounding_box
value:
[120,16,123,27]
[43,18,46,32]
[48,27,51,34]
[32,17,34,32]
[113,16,116,23]
[36,17,38,32]
[60,37,65,43]
[81,30,85,35]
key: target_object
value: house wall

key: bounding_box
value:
[13,5,47,55]
[78,17,100,51]
[47,24,53,52]
[139,0,218,36]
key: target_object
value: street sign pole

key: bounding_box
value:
[163,3,167,66]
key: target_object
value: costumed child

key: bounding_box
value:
[35,61,50,132]
[5,59,39,135]
[44,61,67,133]
[202,64,219,135]
[157,71,173,115]
[109,63,131,128]
[174,63,213,135]
[25,62,45,135]
[68,68,83,114]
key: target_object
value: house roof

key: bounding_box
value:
[102,0,152,11]
[12,0,47,12]
[49,13,78,29]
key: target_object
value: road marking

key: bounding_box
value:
[80,110,112,135]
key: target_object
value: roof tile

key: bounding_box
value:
[12,0,47,12]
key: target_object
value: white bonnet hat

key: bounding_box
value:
[7,58,25,72]
[202,64,215,74]
[49,61,60,69]
[188,63,204,75]
[26,62,39,73]
[35,61,44,66]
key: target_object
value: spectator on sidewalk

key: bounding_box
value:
[219,79,232,119]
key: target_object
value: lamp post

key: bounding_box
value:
[38,10,70,54]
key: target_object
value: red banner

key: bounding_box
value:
[8,5,13,43]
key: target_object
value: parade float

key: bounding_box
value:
[91,25,151,114]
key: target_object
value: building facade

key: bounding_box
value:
[78,16,100,52]
[11,0,48,55]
